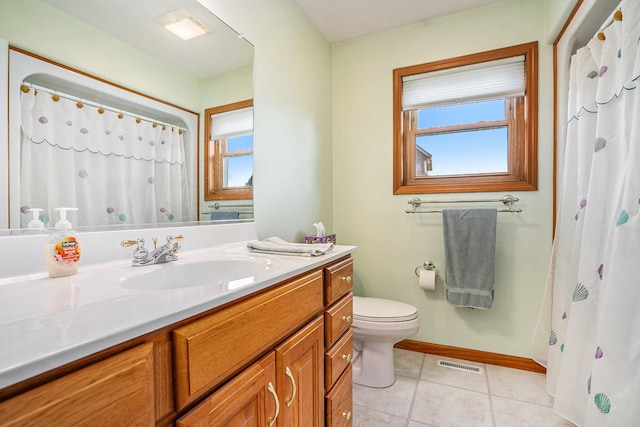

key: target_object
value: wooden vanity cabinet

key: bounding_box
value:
[0,343,155,427]
[0,255,354,427]
[323,257,354,427]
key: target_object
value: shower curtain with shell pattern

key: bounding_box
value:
[532,1,640,425]
[20,87,192,227]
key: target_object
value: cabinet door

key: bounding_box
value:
[275,316,324,427]
[0,343,155,427]
[177,353,278,427]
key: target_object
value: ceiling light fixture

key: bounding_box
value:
[159,10,210,41]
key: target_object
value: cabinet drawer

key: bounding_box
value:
[172,270,323,410]
[325,367,353,427]
[325,329,352,390]
[324,292,353,348]
[324,258,353,306]
[0,343,155,427]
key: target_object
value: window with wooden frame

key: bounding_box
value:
[204,100,253,201]
[393,42,538,194]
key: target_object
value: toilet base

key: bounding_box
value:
[352,339,396,388]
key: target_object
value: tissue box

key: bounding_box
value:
[305,234,336,244]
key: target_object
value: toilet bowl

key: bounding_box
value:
[351,296,419,388]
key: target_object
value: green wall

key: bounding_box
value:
[332,0,554,358]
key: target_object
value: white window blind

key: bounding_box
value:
[210,107,253,139]
[402,56,525,111]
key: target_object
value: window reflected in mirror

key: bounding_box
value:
[204,100,253,202]
[224,134,254,187]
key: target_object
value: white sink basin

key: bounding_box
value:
[119,256,276,291]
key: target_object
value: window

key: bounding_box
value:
[204,100,253,201]
[393,42,538,194]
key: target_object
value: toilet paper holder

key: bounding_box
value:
[415,260,436,277]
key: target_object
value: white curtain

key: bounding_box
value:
[532,1,640,425]
[20,87,192,227]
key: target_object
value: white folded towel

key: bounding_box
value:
[247,237,333,257]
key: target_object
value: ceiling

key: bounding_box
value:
[41,0,506,79]
[294,0,508,43]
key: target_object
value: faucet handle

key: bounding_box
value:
[122,238,148,263]
[168,234,184,242]
[122,238,143,248]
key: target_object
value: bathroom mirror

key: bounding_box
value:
[1,0,254,230]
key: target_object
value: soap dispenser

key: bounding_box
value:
[27,208,45,229]
[44,207,81,278]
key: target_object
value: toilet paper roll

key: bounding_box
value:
[419,269,436,291]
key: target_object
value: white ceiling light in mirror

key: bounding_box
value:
[160,10,211,41]
[41,0,253,79]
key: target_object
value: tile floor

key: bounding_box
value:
[352,349,575,427]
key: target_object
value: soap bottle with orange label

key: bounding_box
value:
[44,207,81,278]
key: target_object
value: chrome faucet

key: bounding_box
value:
[121,235,184,267]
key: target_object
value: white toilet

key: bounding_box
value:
[351,296,419,388]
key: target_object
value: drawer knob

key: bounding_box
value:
[341,276,352,283]
[341,315,352,324]
[342,353,352,363]
[341,411,352,421]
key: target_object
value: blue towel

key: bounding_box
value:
[442,208,497,309]
[211,211,240,220]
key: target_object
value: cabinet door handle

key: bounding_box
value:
[341,315,352,324]
[341,276,352,283]
[341,411,352,420]
[342,353,352,363]
[284,366,297,407]
[267,381,280,427]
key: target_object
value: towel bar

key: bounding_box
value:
[405,194,522,214]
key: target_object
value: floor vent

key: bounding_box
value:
[437,360,483,374]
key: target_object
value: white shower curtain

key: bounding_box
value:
[532,1,640,425]
[20,87,192,227]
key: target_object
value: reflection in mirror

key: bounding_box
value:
[9,49,198,229]
[204,100,254,221]
[0,0,254,230]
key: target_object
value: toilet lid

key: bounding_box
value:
[353,296,418,322]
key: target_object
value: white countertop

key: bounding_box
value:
[0,241,355,389]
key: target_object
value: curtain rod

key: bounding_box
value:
[21,83,188,133]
